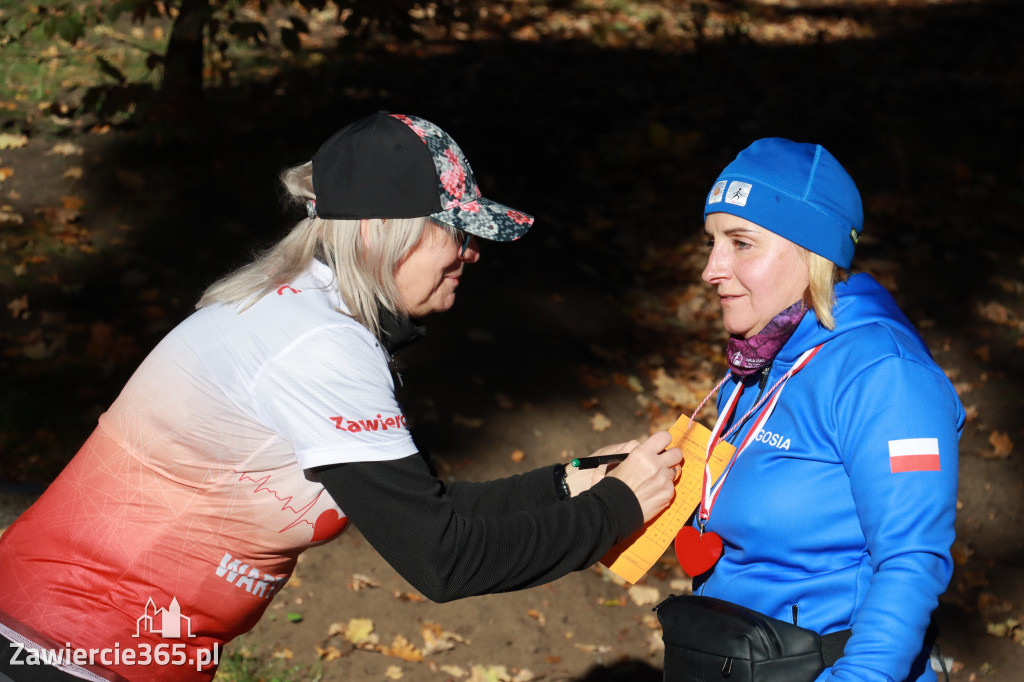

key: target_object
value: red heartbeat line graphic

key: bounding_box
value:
[234,471,322,533]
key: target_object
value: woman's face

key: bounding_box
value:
[395,222,480,318]
[702,213,809,339]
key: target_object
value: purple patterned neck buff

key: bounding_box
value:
[726,301,808,377]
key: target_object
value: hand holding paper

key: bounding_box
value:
[599,414,736,584]
[606,430,682,523]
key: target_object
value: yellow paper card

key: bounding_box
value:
[599,414,735,584]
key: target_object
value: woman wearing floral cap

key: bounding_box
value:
[0,112,682,681]
[667,138,963,682]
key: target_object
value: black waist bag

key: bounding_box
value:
[655,595,850,682]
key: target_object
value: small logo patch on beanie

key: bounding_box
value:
[725,181,752,207]
[850,228,860,245]
[708,181,727,204]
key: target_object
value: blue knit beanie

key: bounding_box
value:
[704,138,863,269]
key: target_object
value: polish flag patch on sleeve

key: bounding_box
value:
[888,438,941,473]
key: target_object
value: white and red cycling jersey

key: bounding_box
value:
[0,261,417,680]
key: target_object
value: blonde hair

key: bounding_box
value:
[197,161,457,338]
[805,250,847,330]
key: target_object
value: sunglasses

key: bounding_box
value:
[454,229,473,257]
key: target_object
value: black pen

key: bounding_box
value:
[570,452,629,469]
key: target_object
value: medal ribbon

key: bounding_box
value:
[696,343,824,528]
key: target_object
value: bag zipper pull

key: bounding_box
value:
[652,594,677,612]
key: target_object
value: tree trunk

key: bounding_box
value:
[160,0,209,103]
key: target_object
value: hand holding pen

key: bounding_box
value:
[571,452,630,469]
[564,432,682,523]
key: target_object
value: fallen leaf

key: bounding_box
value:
[7,295,28,319]
[50,142,84,156]
[344,618,376,645]
[590,413,612,432]
[315,644,343,661]
[22,340,53,360]
[384,634,424,662]
[0,210,24,224]
[350,573,380,591]
[0,133,28,150]
[985,431,1013,459]
[651,367,697,409]
[35,206,79,224]
[469,666,502,682]
[625,374,645,393]
[63,166,83,179]
[628,584,661,607]
[392,590,425,602]
[978,592,1012,617]
[952,381,973,397]
[510,449,525,463]
[950,540,974,565]
[574,643,614,653]
[977,301,1011,325]
[468,665,534,682]
[992,277,1024,295]
[648,628,666,654]
[0,167,12,181]
[666,581,693,597]
[421,622,470,655]
[421,627,454,656]
[270,648,293,660]
[286,612,302,623]
[385,665,404,679]
[986,618,1020,638]
[527,608,545,625]
[642,613,662,630]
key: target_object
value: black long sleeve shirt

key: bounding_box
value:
[316,454,643,602]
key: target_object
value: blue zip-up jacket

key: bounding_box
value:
[693,273,964,682]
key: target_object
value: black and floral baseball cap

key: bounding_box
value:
[310,112,534,242]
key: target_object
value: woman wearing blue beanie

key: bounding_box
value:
[666,138,963,682]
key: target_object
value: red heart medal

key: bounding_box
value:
[674,526,723,577]
[675,344,826,578]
